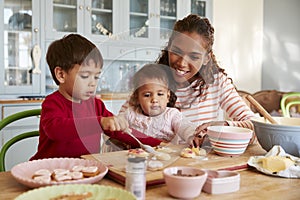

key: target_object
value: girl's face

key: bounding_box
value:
[56,59,101,103]
[137,78,170,117]
[168,31,210,86]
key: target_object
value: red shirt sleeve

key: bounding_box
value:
[104,128,162,148]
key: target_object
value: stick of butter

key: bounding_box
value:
[260,156,295,173]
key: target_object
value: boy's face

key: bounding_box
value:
[57,59,101,103]
[137,78,170,117]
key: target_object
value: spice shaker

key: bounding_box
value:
[125,156,146,200]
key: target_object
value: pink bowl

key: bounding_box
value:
[11,158,108,188]
[163,166,207,199]
[207,126,253,157]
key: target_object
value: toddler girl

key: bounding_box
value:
[119,63,197,145]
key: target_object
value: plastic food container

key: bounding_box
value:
[202,170,240,194]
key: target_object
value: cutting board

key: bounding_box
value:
[82,145,183,186]
[81,144,266,187]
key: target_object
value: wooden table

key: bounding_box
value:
[1,144,300,200]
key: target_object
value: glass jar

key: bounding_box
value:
[125,156,146,200]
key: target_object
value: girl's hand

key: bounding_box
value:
[100,115,129,132]
[193,121,228,147]
[195,121,228,136]
[192,135,206,147]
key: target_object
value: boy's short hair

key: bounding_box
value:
[46,34,103,85]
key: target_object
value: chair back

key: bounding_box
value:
[280,92,300,117]
[0,109,41,171]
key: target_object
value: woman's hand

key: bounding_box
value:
[100,115,129,132]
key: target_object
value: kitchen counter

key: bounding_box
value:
[98,92,130,100]
[0,99,44,104]
[0,92,130,103]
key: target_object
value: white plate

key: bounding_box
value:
[11,158,108,188]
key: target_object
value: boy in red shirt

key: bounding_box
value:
[30,34,161,160]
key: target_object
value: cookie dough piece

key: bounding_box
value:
[192,147,207,156]
[72,165,85,172]
[68,171,84,179]
[155,152,171,161]
[82,166,100,177]
[33,175,52,183]
[180,148,196,158]
[155,146,174,153]
[148,160,164,171]
[32,169,52,177]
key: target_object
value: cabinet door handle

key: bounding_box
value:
[79,5,83,10]
[34,28,39,33]
[86,6,91,11]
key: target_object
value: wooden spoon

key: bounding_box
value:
[246,95,279,125]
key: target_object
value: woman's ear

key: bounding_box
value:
[167,90,171,102]
[203,53,211,65]
[54,66,66,84]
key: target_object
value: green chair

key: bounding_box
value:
[0,109,41,172]
[280,92,300,117]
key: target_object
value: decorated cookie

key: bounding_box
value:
[180,148,196,158]
[128,148,149,158]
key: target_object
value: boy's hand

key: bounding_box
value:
[100,115,128,132]
[159,142,169,146]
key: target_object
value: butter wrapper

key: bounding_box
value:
[247,145,300,178]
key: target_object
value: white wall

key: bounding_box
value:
[262,0,300,92]
[213,0,263,93]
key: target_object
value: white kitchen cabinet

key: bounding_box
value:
[116,0,182,46]
[44,0,123,42]
[0,0,212,97]
[116,0,212,46]
[103,0,213,61]
[187,0,213,21]
[0,0,43,95]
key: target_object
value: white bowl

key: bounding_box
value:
[163,166,207,199]
[251,117,300,156]
[207,126,253,157]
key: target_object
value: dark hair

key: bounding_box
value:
[129,63,177,108]
[156,14,230,97]
[46,34,103,85]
